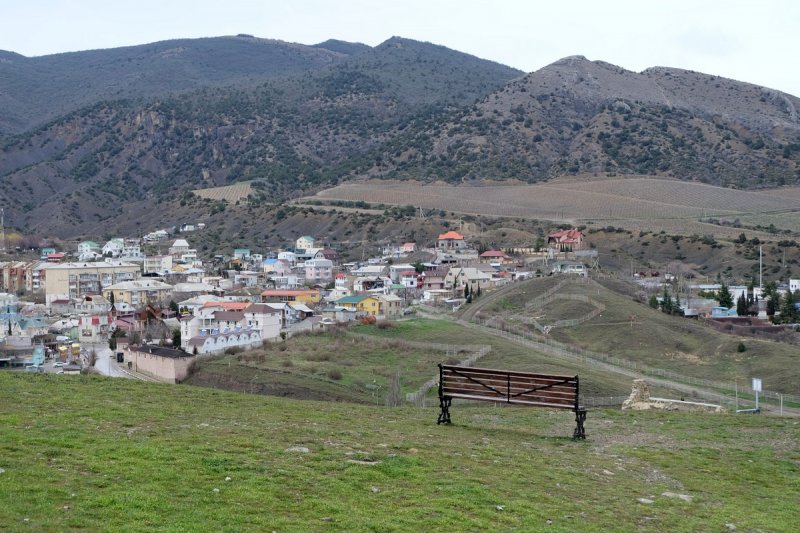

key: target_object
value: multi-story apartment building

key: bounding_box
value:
[44,261,140,304]
[102,279,174,307]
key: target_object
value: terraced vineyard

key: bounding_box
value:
[311,177,800,236]
[194,182,254,202]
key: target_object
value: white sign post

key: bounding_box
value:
[752,378,762,411]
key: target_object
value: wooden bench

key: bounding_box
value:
[437,364,587,439]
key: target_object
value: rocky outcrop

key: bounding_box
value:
[622,379,726,413]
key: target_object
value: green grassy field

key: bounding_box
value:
[1,374,797,532]
[187,320,666,405]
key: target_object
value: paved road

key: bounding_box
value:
[86,343,130,378]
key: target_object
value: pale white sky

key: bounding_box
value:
[2,0,798,96]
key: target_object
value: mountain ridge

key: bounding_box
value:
[1,37,799,238]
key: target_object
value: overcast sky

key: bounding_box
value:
[2,0,799,96]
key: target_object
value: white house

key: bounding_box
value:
[296,236,315,251]
[169,239,190,257]
[277,251,297,265]
[102,238,124,257]
[144,255,173,274]
[790,279,800,293]
[121,242,144,262]
[78,241,100,256]
[181,301,280,354]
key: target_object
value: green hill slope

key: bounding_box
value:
[0,374,797,531]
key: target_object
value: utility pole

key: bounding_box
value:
[0,207,5,253]
[759,246,763,289]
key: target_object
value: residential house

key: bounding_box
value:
[78,313,112,343]
[262,258,293,276]
[326,273,351,301]
[304,258,333,282]
[73,294,112,315]
[125,345,196,383]
[144,255,173,274]
[234,248,251,261]
[295,236,315,251]
[335,294,382,317]
[121,240,145,262]
[177,294,227,316]
[420,270,448,290]
[320,306,358,323]
[78,241,100,256]
[445,267,494,292]
[479,250,513,265]
[353,276,392,293]
[270,274,305,290]
[547,229,585,250]
[102,239,124,257]
[389,263,416,282]
[379,294,403,317]
[261,289,321,305]
[102,279,174,307]
[169,239,191,257]
[181,302,264,354]
[437,231,466,250]
[319,248,339,264]
[790,279,799,293]
[399,271,420,289]
[40,247,57,259]
[242,303,282,340]
[277,251,297,265]
[335,294,401,318]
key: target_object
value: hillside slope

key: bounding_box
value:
[375,56,800,187]
[1,374,797,531]
[0,35,360,133]
[0,37,522,235]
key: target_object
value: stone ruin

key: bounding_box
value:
[621,379,726,413]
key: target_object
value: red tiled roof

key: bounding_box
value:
[437,231,464,240]
[200,301,250,310]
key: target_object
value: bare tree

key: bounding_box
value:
[385,372,403,407]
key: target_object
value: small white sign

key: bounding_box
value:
[752,378,762,392]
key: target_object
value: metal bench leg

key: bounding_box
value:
[573,408,587,440]
[437,396,452,425]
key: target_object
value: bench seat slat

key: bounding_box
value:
[441,384,577,400]
[444,391,577,409]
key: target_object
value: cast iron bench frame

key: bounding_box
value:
[437,363,587,439]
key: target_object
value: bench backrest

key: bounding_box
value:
[439,364,580,411]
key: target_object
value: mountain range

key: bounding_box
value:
[1,35,799,237]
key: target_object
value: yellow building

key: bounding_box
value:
[102,279,174,307]
[334,294,404,317]
[44,261,141,304]
[261,289,321,305]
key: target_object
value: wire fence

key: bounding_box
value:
[470,317,800,407]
